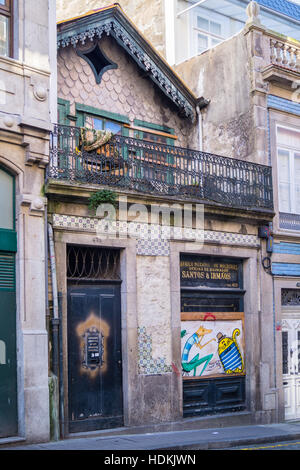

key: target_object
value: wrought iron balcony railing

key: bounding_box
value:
[47,124,274,212]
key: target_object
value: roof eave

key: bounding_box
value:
[57,5,198,122]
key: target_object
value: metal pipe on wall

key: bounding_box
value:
[48,223,58,320]
[48,223,60,378]
[196,104,203,152]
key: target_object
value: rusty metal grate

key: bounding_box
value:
[67,246,120,281]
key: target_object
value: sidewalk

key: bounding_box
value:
[2,419,300,450]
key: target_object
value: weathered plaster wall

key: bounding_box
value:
[56,0,166,58]
[136,256,172,373]
[58,36,198,148]
[174,31,255,161]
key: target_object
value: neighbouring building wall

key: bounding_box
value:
[0,0,56,443]
[174,21,274,167]
[56,0,167,58]
[174,30,256,161]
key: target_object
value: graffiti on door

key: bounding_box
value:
[181,318,245,378]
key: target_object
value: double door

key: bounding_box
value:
[282,317,300,420]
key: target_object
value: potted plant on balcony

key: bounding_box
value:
[81,128,114,153]
[88,190,118,215]
[76,128,124,181]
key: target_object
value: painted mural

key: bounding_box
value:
[181,319,245,377]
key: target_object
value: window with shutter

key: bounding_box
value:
[0,252,15,291]
[277,126,300,215]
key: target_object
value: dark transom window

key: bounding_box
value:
[67,246,121,281]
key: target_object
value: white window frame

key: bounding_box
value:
[191,8,226,55]
[276,124,300,215]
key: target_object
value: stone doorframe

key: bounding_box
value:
[169,240,267,419]
[274,278,300,422]
[53,229,272,429]
[53,230,138,433]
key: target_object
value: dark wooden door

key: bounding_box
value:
[0,252,17,438]
[67,283,123,433]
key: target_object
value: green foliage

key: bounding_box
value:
[88,190,118,214]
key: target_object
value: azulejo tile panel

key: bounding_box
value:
[137,326,172,375]
[52,214,260,256]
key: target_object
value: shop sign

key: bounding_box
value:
[180,256,241,289]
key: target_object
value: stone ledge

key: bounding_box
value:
[0,437,25,447]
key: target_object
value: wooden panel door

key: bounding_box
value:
[67,283,123,433]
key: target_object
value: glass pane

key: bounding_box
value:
[278,149,290,181]
[85,116,104,131]
[105,120,121,134]
[294,153,300,212]
[197,16,209,32]
[143,131,167,144]
[278,149,291,213]
[210,21,221,36]
[277,127,300,148]
[0,14,9,57]
[282,331,288,375]
[197,33,208,53]
[211,38,221,47]
[0,168,13,230]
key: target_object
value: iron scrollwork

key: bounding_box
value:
[48,124,274,212]
[282,289,300,306]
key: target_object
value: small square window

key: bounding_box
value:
[85,115,121,135]
[210,21,221,36]
[277,126,300,215]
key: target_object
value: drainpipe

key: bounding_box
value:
[48,223,59,377]
[196,97,210,152]
[58,291,65,438]
[196,104,203,152]
[45,204,50,342]
[48,222,61,440]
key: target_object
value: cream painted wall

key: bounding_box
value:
[56,0,166,57]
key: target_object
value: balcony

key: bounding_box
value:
[47,124,274,213]
[262,33,300,87]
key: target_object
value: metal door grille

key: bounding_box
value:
[67,246,120,281]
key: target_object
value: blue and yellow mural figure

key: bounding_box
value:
[181,325,215,376]
[217,329,244,374]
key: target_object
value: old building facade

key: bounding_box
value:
[0,0,56,443]
[44,3,277,437]
[3,0,299,444]
[173,1,300,422]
